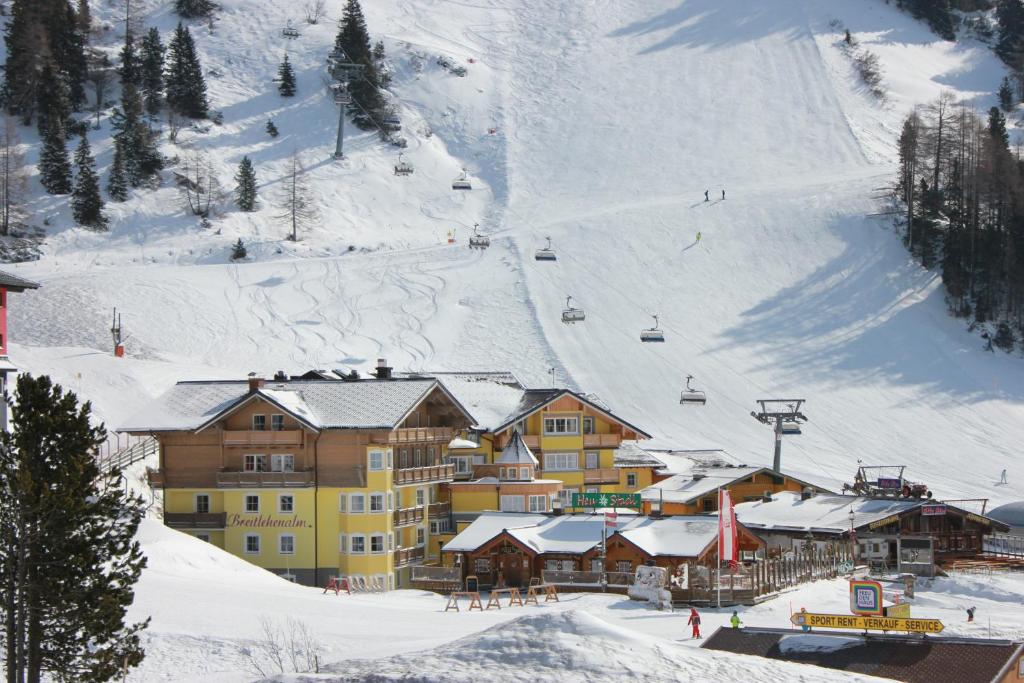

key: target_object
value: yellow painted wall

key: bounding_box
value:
[221,488,317,571]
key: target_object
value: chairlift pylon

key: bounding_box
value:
[452,169,472,190]
[680,375,706,406]
[394,152,414,176]
[534,236,556,261]
[468,223,490,249]
[562,296,585,324]
[640,314,665,342]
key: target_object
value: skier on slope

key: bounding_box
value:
[722,189,726,200]
[687,608,702,639]
[967,606,976,622]
[696,231,702,243]
[999,469,1008,484]
[704,190,709,202]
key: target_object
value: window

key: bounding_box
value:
[387,450,393,468]
[350,494,365,513]
[414,448,423,467]
[350,535,366,554]
[627,472,637,487]
[370,534,385,554]
[338,494,347,513]
[252,414,266,431]
[339,534,347,553]
[583,417,595,434]
[244,454,268,472]
[369,451,385,471]
[279,534,295,555]
[271,414,285,431]
[590,559,604,572]
[558,488,578,508]
[399,449,409,468]
[427,446,436,463]
[545,452,579,471]
[195,533,211,543]
[245,494,259,513]
[369,493,384,513]
[585,451,599,469]
[475,558,490,574]
[500,495,525,512]
[387,491,394,511]
[416,527,426,546]
[195,494,210,514]
[514,420,526,434]
[702,498,715,512]
[278,494,294,514]
[528,495,548,512]
[416,488,425,506]
[616,560,632,573]
[545,559,573,571]
[244,533,260,554]
[543,416,579,435]
[445,455,472,474]
[519,466,530,480]
[388,532,394,550]
[270,454,294,472]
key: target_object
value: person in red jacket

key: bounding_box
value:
[687,608,702,639]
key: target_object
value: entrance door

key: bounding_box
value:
[498,553,527,587]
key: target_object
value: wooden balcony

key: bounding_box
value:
[394,506,425,527]
[583,467,620,484]
[216,469,315,488]
[394,546,425,567]
[222,429,303,447]
[164,512,227,529]
[583,434,621,448]
[374,428,454,445]
[394,463,455,485]
[146,467,166,487]
[428,501,451,518]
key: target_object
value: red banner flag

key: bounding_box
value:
[604,511,617,529]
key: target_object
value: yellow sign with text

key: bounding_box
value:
[790,612,943,633]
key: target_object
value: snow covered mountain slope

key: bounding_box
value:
[6,0,1023,506]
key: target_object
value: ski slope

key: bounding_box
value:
[6,0,1023,509]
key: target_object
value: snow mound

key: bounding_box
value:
[296,610,881,682]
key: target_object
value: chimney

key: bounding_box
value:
[801,487,814,501]
[273,370,288,382]
[374,358,393,379]
[762,490,772,503]
[247,372,265,393]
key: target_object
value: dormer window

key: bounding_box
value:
[252,414,266,431]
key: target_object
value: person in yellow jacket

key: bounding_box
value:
[730,611,742,628]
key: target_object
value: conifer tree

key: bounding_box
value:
[71,133,106,229]
[35,61,70,139]
[997,0,1024,70]
[110,83,162,187]
[140,27,166,118]
[39,117,73,195]
[106,141,128,201]
[234,155,257,211]
[75,0,91,35]
[999,76,1015,112]
[165,22,209,118]
[230,237,247,260]
[0,374,147,682]
[118,31,141,87]
[277,54,296,97]
[174,0,215,19]
[333,0,386,129]
[266,119,278,137]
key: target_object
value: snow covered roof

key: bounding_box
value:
[443,512,722,557]
[495,431,538,465]
[0,270,39,291]
[734,491,923,534]
[397,371,529,430]
[494,389,652,438]
[648,449,748,474]
[120,378,467,431]
[447,437,480,450]
[988,501,1024,529]
[639,467,758,504]
[613,442,665,469]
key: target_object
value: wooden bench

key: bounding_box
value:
[485,587,524,609]
[445,591,483,612]
[527,584,559,603]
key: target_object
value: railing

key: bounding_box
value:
[216,469,315,488]
[375,428,454,445]
[146,468,166,487]
[394,506,425,527]
[428,501,451,518]
[394,546,425,567]
[394,463,455,485]
[583,434,621,448]
[542,570,603,586]
[222,430,303,446]
[163,512,227,529]
[605,572,636,587]
[983,534,1024,558]
[522,435,541,449]
[583,467,620,484]
[102,437,158,473]
[411,565,461,585]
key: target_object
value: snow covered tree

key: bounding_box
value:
[165,22,208,119]
[277,54,296,97]
[39,117,72,195]
[277,151,316,241]
[110,82,163,187]
[106,141,128,201]
[230,237,246,260]
[71,133,106,229]
[174,0,215,19]
[140,27,165,118]
[234,155,256,211]
[0,374,147,682]
[118,31,141,87]
[266,118,278,137]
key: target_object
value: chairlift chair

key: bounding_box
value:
[679,375,707,406]
[394,152,414,176]
[561,296,585,324]
[534,236,557,261]
[640,314,665,342]
[468,224,490,249]
[382,115,402,132]
[452,169,472,190]
[282,22,300,39]
[331,84,351,104]
[781,421,802,435]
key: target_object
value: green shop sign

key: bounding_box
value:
[571,492,642,508]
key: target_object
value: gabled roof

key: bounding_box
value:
[119,378,473,432]
[494,389,652,439]
[0,270,40,292]
[495,430,538,465]
[613,442,665,469]
[639,467,828,505]
[395,371,529,430]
